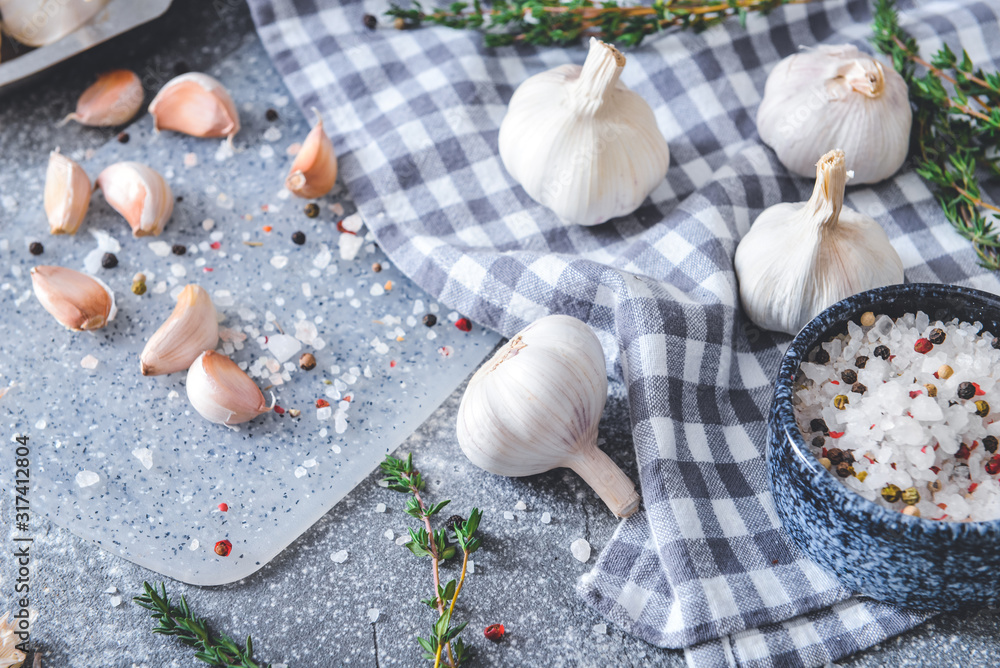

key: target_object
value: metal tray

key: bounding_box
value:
[0,0,172,93]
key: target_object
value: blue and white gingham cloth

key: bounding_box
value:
[247,0,1000,664]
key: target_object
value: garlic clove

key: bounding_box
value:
[140,284,220,376]
[734,148,904,334]
[457,314,641,517]
[285,109,338,199]
[499,37,669,226]
[30,265,116,331]
[148,73,240,142]
[96,161,174,237]
[44,150,92,235]
[186,351,271,426]
[59,69,143,127]
[756,45,911,184]
[0,0,110,47]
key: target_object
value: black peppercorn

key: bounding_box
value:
[291,231,306,245]
[928,328,946,344]
[171,244,187,255]
[852,382,867,394]
[827,448,845,465]
[855,356,868,369]
[985,436,999,454]
[445,514,465,533]
[811,435,825,447]
[117,131,129,143]
[873,345,890,359]
[28,241,43,255]
[835,462,853,478]
[363,13,378,29]
[423,313,437,327]
[266,108,279,122]
[813,348,830,364]
[842,449,855,464]
[841,369,858,384]
[304,203,320,218]
[101,252,118,268]
[958,381,976,400]
[810,418,828,435]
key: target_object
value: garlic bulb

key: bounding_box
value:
[96,162,174,237]
[140,284,219,376]
[457,314,641,517]
[285,110,338,199]
[498,37,670,226]
[60,69,143,127]
[148,73,240,143]
[757,45,911,184]
[187,351,272,426]
[30,265,116,331]
[734,149,904,335]
[44,150,91,235]
[0,0,109,47]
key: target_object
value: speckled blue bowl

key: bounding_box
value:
[769,283,1000,610]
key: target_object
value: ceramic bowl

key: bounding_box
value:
[768,283,1000,610]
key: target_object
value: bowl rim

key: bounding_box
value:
[772,282,1000,538]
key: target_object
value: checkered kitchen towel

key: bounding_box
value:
[247,0,1000,664]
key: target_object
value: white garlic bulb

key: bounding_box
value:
[498,37,670,226]
[457,314,641,517]
[757,45,911,184]
[734,149,903,335]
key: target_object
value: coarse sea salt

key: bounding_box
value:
[331,549,349,563]
[796,311,1000,522]
[571,538,591,562]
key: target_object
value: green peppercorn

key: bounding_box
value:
[833,394,849,410]
[813,348,830,364]
[131,279,146,295]
[856,471,868,482]
[984,435,999,453]
[852,382,868,395]
[827,448,844,465]
[810,418,829,434]
[928,328,946,344]
[873,345,890,360]
[855,356,869,369]
[811,435,825,447]
[304,202,320,218]
[976,400,991,417]
[841,369,858,384]
[901,487,920,505]
[881,484,902,503]
[958,382,976,400]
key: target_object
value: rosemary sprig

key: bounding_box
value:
[387,0,810,48]
[873,0,1000,269]
[381,453,483,668]
[133,582,270,668]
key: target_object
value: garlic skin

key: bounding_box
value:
[30,265,116,331]
[0,0,109,47]
[457,314,641,517]
[60,70,143,127]
[187,351,271,426]
[148,73,240,142]
[96,162,174,237]
[140,285,220,376]
[44,150,91,235]
[757,45,911,184]
[285,110,338,199]
[734,149,904,335]
[499,37,669,226]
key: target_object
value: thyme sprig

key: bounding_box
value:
[387,0,810,48]
[134,582,270,668]
[381,453,483,667]
[873,0,1000,268]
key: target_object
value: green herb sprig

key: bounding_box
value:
[873,0,1000,268]
[381,453,483,668]
[134,582,270,668]
[387,0,810,48]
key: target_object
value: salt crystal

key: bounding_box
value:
[339,233,364,261]
[76,470,100,488]
[592,623,607,635]
[304,458,318,468]
[503,511,515,520]
[132,447,153,470]
[317,406,333,421]
[105,586,118,594]
[467,560,475,574]
[395,535,408,546]
[334,413,348,434]
[313,245,332,269]
[541,512,552,524]
[202,218,216,231]
[80,355,99,369]
[340,213,364,232]
[170,263,187,278]
[263,126,282,142]
[294,320,319,344]
[110,596,122,608]
[370,283,385,296]
[367,608,380,623]
[270,255,289,269]
[294,466,308,478]
[571,538,591,562]
[384,529,394,540]
[370,337,389,354]
[375,503,386,513]
[331,549,349,563]
[515,500,527,510]
[267,334,302,362]
[259,145,275,159]
[34,420,46,430]
[189,539,199,551]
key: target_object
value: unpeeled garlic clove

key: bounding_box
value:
[148,73,240,142]
[96,161,174,237]
[285,110,338,199]
[30,265,116,331]
[186,351,271,426]
[44,150,91,235]
[140,284,220,376]
[60,69,143,127]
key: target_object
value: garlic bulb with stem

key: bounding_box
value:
[756,45,911,184]
[96,161,174,237]
[30,265,116,331]
[457,314,641,517]
[44,150,91,235]
[60,69,143,127]
[186,351,272,426]
[140,284,219,376]
[498,37,670,226]
[734,149,904,335]
[285,109,338,199]
[148,73,240,143]
[0,0,109,47]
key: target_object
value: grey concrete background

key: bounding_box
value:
[0,1,997,665]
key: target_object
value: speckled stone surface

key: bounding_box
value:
[0,1,997,666]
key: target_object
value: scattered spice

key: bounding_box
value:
[977,400,991,416]
[131,278,147,295]
[243,241,263,247]
[881,484,902,503]
[484,624,505,641]
[813,348,830,364]
[28,241,43,255]
[958,382,976,400]
[851,382,867,395]
[860,311,876,327]
[840,369,857,384]
[855,355,868,369]
[304,202,320,218]
[924,383,937,397]
[292,231,306,245]
[901,487,920,505]
[827,448,845,465]
[873,345,890,360]
[957,443,971,460]
[289,408,301,418]
[299,352,316,370]
[811,435,825,447]
[818,457,832,470]
[455,317,472,332]
[833,394,848,410]
[265,108,279,122]
[835,462,853,478]
[372,262,382,273]
[262,226,273,233]
[902,505,920,517]
[985,435,999,453]
[316,398,330,408]
[810,417,828,434]
[117,131,130,143]
[913,338,933,354]
[214,540,232,557]
[363,13,378,29]
[218,503,228,512]
[928,328,947,344]
[423,313,437,327]
[987,456,1000,476]
[101,252,118,268]
[393,16,406,30]
[937,364,954,379]
[171,244,187,255]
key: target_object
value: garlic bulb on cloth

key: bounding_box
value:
[498,37,669,226]
[756,45,911,184]
[457,314,641,517]
[734,149,903,335]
